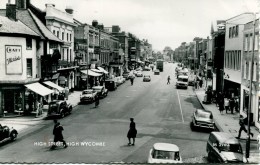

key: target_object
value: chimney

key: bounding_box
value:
[92,20,98,27]
[98,24,104,30]
[112,25,120,33]
[16,0,30,9]
[65,6,73,14]
[6,4,17,21]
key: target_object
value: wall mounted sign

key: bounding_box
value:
[5,45,22,75]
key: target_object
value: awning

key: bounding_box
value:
[91,68,103,73]
[43,81,65,91]
[52,73,60,80]
[81,70,102,77]
[97,67,109,74]
[25,82,53,96]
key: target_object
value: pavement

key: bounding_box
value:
[194,87,260,163]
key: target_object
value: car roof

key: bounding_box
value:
[211,132,240,144]
[178,75,189,78]
[144,75,150,77]
[92,86,103,89]
[196,109,212,114]
[153,143,179,152]
[83,89,93,92]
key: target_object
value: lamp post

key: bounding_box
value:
[246,12,257,159]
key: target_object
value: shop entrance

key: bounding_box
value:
[4,90,14,113]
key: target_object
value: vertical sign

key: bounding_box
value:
[5,45,22,74]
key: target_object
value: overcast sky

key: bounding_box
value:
[1,0,259,51]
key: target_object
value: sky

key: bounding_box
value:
[0,0,259,51]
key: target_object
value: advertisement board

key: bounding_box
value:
[5,45,22,75]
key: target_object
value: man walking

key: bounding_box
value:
[237,115,253,139]
[167,76,171,85]
[51,119,68,149]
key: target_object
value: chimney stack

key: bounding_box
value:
[6,3,17,21]
[16,0,30,9]
[65,6,73,14]
[92,20,98,27]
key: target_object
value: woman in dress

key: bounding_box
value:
[127,118,137,146]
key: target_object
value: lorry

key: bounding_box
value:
[156,59,164,72]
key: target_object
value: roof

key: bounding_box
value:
[211,132,240,144]
[153,143,179,152]
[0,15,39,37]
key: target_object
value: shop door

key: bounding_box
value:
[4,90,14,113]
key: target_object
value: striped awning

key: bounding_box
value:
[25,82,53,96]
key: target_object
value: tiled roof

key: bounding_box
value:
[28,9,62,42]
[0,15,39,37]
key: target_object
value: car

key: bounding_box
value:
[206,132,245,163]
[143,75,151,82]
[143,66,151,71]
[191,109,215,131]
[176,75,189,89]
[122,72,130,80]
[0,124,18,144]
[148,143,182,163]
[135,71,143,77]
[47,100,72,118]
[92,86,108,98]
[114,76,126,86]
[80,89,98,103]
[104,80,117,91]
[154,69,160,75]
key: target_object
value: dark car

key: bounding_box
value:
[105,80,117,91]
[47,100,72,118]
[154,69,160,75]
[191,109,215,131]
[92,86,108,98]
[0,124,18,143]
[143,75,151,82]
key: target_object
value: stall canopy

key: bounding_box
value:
[25,82,53,96]
[43,81,64,91]
[91,68,103,73]
[81,70,102,77]
[97,67,109,74]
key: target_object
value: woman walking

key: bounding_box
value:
[127,118,137,146]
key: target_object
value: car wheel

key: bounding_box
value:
[10,131,17,141]
[190,122,194,130]
[60,111,65,118]
[69,107,72,114]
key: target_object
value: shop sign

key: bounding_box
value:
[5,45,22,75]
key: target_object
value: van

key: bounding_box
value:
[176,75,189,89]
[206,132,245,163]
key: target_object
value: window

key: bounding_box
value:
[67,33,69,41]
[70,49,72,62]
[238,51,241,70]
[229,27,232,38]
[26,38,32,49]
[232,26,236,37]
[53,30,55,34]
[243,61,247,79]
[248,61,251,80]
[57,31,59,38]
[67,49,69,61]
[62,32,64,40]
[255,34,258,50]
[235,25,238,37]
[253,62,257,81]
[249,34,253,51]
[245,35,248,51]
[26,58,32,77]
[70,34,72,41]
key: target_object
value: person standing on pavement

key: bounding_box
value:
[229,97,235,114]
[95,95,100,108]
[127,118,137,146]
[218,95,225,114]
[224,97,230,113]
[237,115,253,139]
[167,76,171,85]
[51,119,68,149]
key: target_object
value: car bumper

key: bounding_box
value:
[80,98,94,102]
[193,121,214,129]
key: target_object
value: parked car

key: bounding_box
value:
[191,109,215,131]
[143,66,151,71]
[148,143,182,163]
[47,100,72,118]
[154,69,160,75]
[206,132,245,163]
[80,89,98,103]
[0,124,18,143]
[135,71,143,77]
[143,75,151,82]
[122,72,130,80]
[176,75,189,89]
[114,76,126,86]
[105,80,117,91]
[92,86,108,98]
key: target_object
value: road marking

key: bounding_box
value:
[177,90,184,123]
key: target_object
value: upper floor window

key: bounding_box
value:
[62,32,64,40]
[26,58,32,77]
[57,31,59,38]
[67,33,69,41]
[26,38,32,49]
[70,34,72,41]
[244,34,248,51]
[53,30,55,34]
[229,27,231,38]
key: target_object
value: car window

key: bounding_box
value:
[152,150,175,159]
[196,111,211,118]
[83,91,92,94]
[178,78,188,82]
[218,144,242,153]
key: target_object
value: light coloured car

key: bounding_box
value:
[176,75,189,89]
[191,109,215,131]
[135,71,143,77]
[92,86,108,98]
[143,75,151,82]
[80,89,97,103]
[148,143,182,163]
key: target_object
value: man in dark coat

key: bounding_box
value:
[237,115,253,139]
[51,119,67,149]
[127,118,137,146]
[229,97,235,114]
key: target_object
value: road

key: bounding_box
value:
[0,62,210,163]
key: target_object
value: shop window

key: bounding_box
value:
[27,58,32,77]
[243,90,249,113]
[26,38,32,49]
[14,91,23,113]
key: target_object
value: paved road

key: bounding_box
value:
[0,62,210,163]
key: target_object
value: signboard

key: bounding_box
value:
[5,45,22,75]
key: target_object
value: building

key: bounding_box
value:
[242,17,259,129]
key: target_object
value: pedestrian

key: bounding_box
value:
[167,76,171,84]
[237,115,253,139]
[218,98,225,114]
[224,97,230,113]
[127,118,137,146]
[51,119,68,149]
[130,76,134,85]
[229,97,235,114]
[95,95,100,108]
[199,79,203,88]
[234,97,239,113]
